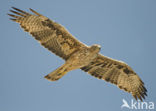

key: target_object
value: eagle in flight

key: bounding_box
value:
[8,7,147,101]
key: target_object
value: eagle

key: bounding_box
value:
[8,7,147,101]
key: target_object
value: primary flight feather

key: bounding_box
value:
[8,7,147,101]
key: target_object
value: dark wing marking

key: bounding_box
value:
[81,54,147,101]
[8,7,87,60]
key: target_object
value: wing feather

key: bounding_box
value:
[81,54,147,101]
[8,7,87,60]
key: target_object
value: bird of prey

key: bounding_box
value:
[8,7,147,101]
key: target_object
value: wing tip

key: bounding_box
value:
[9,18,17,22]
[7,13,18,18]
[29,8,42,16]
[10,7,30,15]
[132,86,147,102]
[11,6,16,9]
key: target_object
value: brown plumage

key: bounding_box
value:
[8,7,147,101]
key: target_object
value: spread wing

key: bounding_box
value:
[81,54,147,101]
[8,7,87,60]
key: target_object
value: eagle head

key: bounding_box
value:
[90,44,101,53]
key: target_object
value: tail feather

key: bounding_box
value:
[44,66,67,81]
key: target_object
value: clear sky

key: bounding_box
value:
[1,0,156,111]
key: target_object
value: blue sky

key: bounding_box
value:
[1,0,156,111]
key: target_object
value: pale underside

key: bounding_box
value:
[8,7,147,101]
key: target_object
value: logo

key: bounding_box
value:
[121,99,154,110]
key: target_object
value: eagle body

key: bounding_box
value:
[8,7,147,101]
[45,44,101,81]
